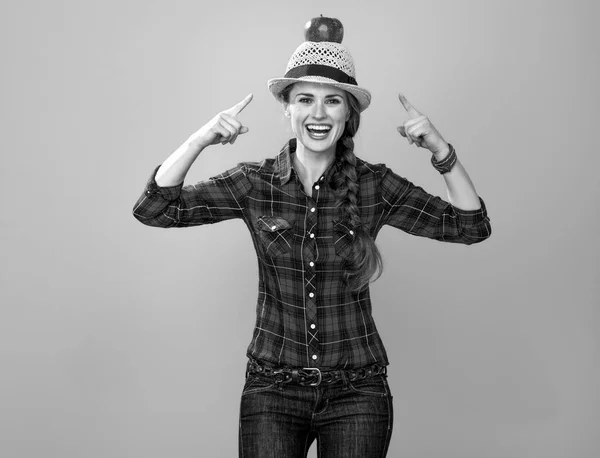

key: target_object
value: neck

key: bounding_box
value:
[293,141,337,184]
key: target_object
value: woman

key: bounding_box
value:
[133,23,491,458]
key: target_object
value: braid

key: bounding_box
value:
[332,96,383,291]
[335,136,361,227]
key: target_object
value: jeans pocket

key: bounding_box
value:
[349,375,391,398]
[256,216,294,257]
[241,375,279,396]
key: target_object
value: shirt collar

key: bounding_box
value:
[277,138,339,186]
[276,139,295,185]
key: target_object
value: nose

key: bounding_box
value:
[312,101,326,119]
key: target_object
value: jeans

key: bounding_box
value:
[238,372,393,457]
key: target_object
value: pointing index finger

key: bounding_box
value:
[398,93,421,118]
[228,93,253,115]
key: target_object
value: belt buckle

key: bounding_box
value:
[303,367,322,386]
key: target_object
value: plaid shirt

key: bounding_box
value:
[133,140,491,369]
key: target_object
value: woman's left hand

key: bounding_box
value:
[397,93,449,157]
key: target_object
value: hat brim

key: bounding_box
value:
[267,76,371,112]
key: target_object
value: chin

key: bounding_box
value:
[297,132,342,155]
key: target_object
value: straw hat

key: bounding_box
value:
[267,40,371,112]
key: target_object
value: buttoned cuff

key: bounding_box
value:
[144,165,184,200]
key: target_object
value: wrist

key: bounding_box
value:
[431,143,458,174]
[186,135,209,154]
[431,142,450,161]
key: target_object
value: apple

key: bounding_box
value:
[304,15,344,43]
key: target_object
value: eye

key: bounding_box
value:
[326,98,342,104]
[298,97,312,104]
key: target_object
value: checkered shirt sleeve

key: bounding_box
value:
[378,165,491,243]
[132,164,252,227]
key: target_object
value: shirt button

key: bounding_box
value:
[310,207,316,213]
[314,185,320,190]
[310,323,316,329]
[309,233,315,239]
[309,261,314,267]
[312,354,318,360]
[271,225,277,230]
[309,292,315,298]
[349,230,354,236]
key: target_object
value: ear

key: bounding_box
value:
[283,102,290,117]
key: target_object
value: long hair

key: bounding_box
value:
[279,84,383,291]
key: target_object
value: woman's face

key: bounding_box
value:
[284,82,350,156]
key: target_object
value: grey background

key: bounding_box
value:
[2,0,598,457]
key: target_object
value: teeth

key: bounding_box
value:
[307,125,331,131]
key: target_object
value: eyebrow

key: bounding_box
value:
[294,93,343,98]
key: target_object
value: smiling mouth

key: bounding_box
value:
[306,124,332,139]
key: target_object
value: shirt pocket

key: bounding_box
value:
[256,216,294,257]
[333,220,356,259]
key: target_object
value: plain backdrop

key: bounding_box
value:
[1,0,599,457]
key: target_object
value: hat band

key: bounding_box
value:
[284,64,357,86]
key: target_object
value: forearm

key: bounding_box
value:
[155,136,206,187]
[155,93,253,187]
[430,145,481,211]
[396,94,483,212]
[441,158,481,211]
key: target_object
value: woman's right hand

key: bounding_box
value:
[189,93,253,149]
[154,93,253,187]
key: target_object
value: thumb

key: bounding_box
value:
[239,126,250,135]
[397,126,407,137]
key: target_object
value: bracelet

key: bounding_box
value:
[431,143,457,174]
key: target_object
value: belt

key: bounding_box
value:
[246,358,387,387]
